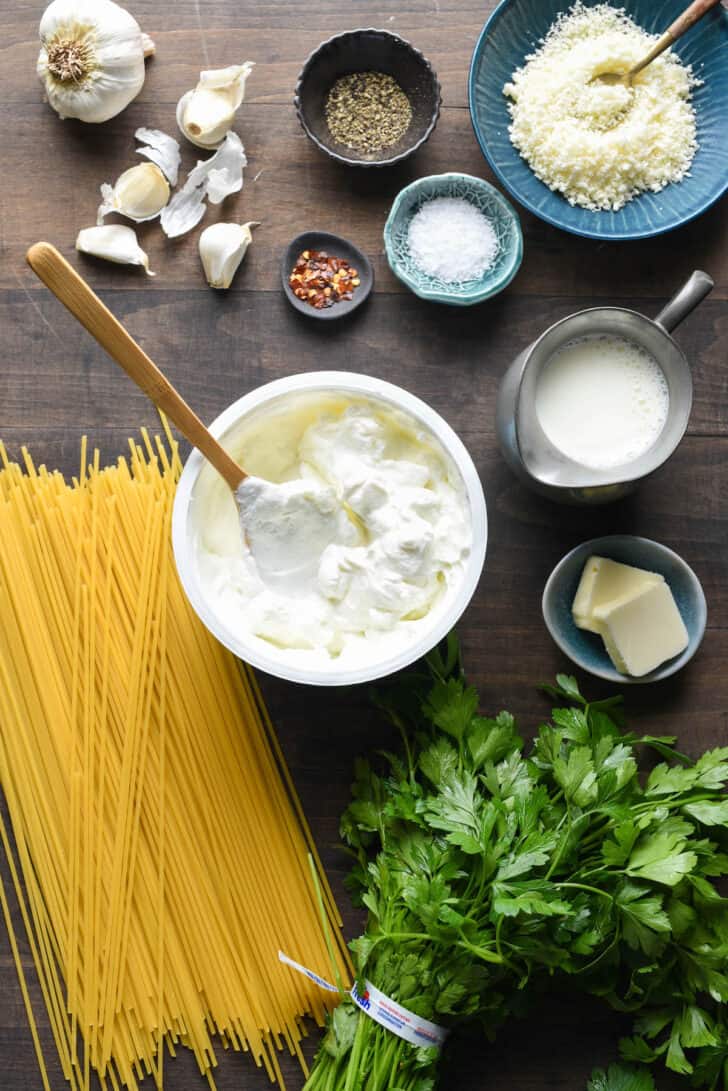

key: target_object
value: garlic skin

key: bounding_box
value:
[161,132,247,239]
[135,127,181,185]
[76,225,155,275]
[176,62,254,149]
[199,222,258,289]
[37,0,154,124]
[97,162,170,224]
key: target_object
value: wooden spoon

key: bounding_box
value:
[591,0,721,87]
[26,242,246,492]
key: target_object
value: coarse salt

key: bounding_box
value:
[503,3,700,212]
[407,197,499,283]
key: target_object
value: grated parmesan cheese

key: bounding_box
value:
[503,3,700,212]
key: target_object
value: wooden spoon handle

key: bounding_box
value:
[26,243,246,492]
[668,0,722,40]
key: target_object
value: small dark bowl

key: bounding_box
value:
[294,28,441,168]
[281,231,374,320]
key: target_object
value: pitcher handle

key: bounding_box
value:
[654,270,714,333]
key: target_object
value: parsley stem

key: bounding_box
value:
[555,881,614,901]
[495,913,505,961]
[379,930,433,943]
[458,937,510,967]
[633,791,717,811]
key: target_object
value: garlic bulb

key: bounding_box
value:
[97,163,170,224]
[37,0,155,124]
[176,63,254,149]
[199,222,258,289]
[76,225,155,275]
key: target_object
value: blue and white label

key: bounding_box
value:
[278,951,448,1050]
[350,979,448,1049]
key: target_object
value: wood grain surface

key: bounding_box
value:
[1,2,726,1090]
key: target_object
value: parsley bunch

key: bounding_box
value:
[303,638,728,1091]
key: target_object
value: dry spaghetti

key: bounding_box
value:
[0,426,350,1091]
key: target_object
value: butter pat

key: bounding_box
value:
[593,581,689,677]
[573,555,663,634]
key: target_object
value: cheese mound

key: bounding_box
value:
[503,3,699,212]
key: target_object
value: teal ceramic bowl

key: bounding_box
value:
[469,0,728,240]
[383,173,523,305]
[542,535,707,685]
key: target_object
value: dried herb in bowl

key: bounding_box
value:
[325,71,412,155]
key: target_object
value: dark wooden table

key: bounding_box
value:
[2,2,726,1089]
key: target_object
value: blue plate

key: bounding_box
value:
[383,172,523,305]
[542,535,707,684]
[469,0,728,240]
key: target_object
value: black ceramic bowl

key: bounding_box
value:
[294,29,441,167]
[281,231,374,320]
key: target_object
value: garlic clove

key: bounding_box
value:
[135,128,181,186]
[38,0,152,124]
[161,133,247,238]
[97,162,170,224]
[183,88,236,148]
[76,225,155,275]
[199,221,259,289]
[176,62,254,149]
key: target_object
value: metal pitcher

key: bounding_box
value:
[495,271,714,505]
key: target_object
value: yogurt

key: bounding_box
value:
[535,335,669,470]
[193,392,472,665]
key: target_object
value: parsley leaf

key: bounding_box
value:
[587,1063,656,1091]
[626,830,698,886]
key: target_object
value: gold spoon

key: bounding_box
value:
[26,243,363,576]
[591,0,721,88]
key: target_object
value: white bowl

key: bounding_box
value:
[172,372,487,686]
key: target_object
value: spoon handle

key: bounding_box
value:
[668,0,722,39]
[630,0,720,78]
[26,242,246,492]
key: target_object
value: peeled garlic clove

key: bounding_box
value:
[176,62,254,149]
[199,222,258,289]
[76,225,155,275]
[97,162,170,224]
[37,0,152,124]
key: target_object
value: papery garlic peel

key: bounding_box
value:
[176,62,254,149]
[199,222,259,288]
[135,128,181,185]
[37,0,154,124]
[160,132,247,239]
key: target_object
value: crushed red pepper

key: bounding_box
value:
[289,249,361,309]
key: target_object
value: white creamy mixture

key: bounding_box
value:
[535,335,669,470]
[194,394,472,665]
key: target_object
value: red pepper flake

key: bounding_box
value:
[289,249,361,309]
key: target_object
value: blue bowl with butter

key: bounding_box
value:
[468,0,728,240]
[383,173,522,306]
[542,535,707,684]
